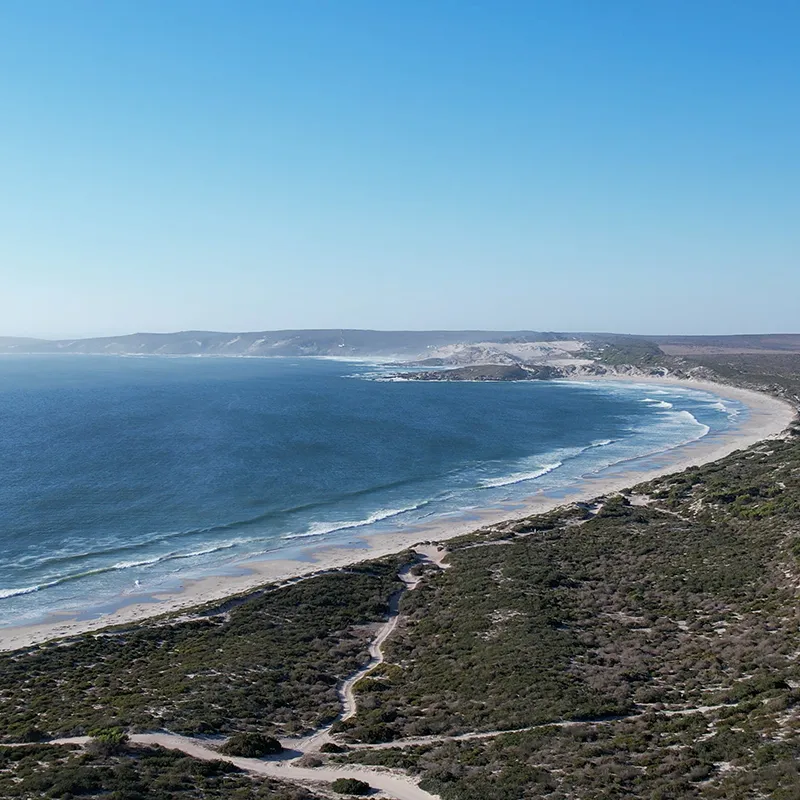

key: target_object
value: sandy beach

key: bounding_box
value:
[1,376,795,652]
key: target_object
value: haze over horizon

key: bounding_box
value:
[5,326,800,344]
[2,1,798,338]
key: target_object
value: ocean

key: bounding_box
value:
[0,355,744,627]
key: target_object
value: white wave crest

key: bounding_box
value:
[0,585,41,599]
[705,399,741,420]
[477,438,617,490]
[285,502,428,540]
[642,398,674,408]
[662,410,711,440]
[108,541,241,573]
[479,462,563,489]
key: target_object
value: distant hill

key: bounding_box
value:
[1,330,798,359]
[0,330,571,358]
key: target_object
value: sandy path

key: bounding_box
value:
[291,546,448,755]
[341,562,421,721]
[339,545,449,723]
[344,702,734,751]
[132,733,435,800]
[44,734,436,800]
[34,701,730,799]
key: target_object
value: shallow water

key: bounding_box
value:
[0,356,744,626]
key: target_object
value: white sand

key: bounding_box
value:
[0,376,795,652]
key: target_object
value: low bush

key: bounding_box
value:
[331,777,371,794]
[87,726,129,755]
[321,742,348,753]
[0,743,325,799]
[220,732,283,757]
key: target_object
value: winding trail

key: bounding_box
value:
[4,539,731,800]
[341,545,449,722]
[343,702,735,751]
[291,544,449,757]
[7,547,448,800]
[46,734,434,800]
[139,547,450,798]
[340,563,417,722]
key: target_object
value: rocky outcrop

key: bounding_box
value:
[395,364,559,382]
[395,363,682,383]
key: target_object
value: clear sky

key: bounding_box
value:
[1,0,798,338]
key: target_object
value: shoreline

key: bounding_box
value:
[1,375,795,652]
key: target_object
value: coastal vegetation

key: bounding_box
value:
[220,732,283,758]
[0,560,403,741]
[330,777,371,795]
[586,337,669,368]
[339,708,800,799]
[0,743,323,799]
[335,428,800,797]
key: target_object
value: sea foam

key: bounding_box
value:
[478,439,616,489]
[285,502,430,540]
[642,398,674,408]
[479,462,563,488]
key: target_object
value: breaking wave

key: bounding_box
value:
[0,541,246,600]
[479,462,563,489]
[707,400,740,419]
[642,398,674,409]
[478,438,617,489]
[284,502,431,540]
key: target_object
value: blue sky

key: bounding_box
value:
[1,0,797,338]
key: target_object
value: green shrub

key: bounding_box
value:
[87,727,129,755]
[219,731,283,757]
[321,742,348,753]
[19,726,45,743]
[331,777,371,794]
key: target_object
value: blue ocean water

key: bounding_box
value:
[0,356,744,627]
